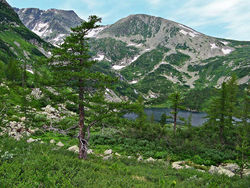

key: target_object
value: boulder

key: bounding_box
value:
[103,155,112,160]
[137,156,143,161]
[128,156,132,159]
[104,149,112,155]
[87,149,94,154]
[209,165,235,177]
[243,169,250,176]
[172,161,185,170]
[44,105,56,113]
[20,117,26,122]
[146,157,155,162]
[27,138,36,143]
[56,141,64,147]
[218,167,235,177]
[50,139,55,144]
[219,163,239,173]
[68,145,79,153]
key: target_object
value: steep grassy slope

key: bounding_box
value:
[1,136,249,187]
[0,1,52,64]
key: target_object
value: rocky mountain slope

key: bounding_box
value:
[12,7,250,107]
[89,14,249,100]
[0,0,51,64]
[14,8,83,46]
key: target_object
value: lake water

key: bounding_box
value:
[124,108,208,127]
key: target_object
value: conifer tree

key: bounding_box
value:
[48,15,119,159]
[226,75,238,126]
[169,89,184,134]
[136,95,147,129]
[207,76,239,145]
[160,113,167,126]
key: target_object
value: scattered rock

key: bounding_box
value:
[243,169,250,176]
[56,141,64,147]
[87,149,94,154]
[27,138,36,143]
[185,165,192,169]
[103,155,112,160]
[67,145,79,153]
[219,163,239,173]
[50,139,55,144]
[137,156,143,161]
[209,165,235,177]
[104,149,112,155]
[146,157,155,162]
[128,156,132,159]
[20,117,26,122]
[31,88,43,99]
[172,161,185,170]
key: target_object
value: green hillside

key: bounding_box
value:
[0,1,52,64]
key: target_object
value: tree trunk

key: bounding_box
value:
[78,79,87,159]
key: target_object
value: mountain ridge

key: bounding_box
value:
[14,7,83,46]
[8,6,250,108]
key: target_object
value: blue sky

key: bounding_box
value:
[8,0,250,41]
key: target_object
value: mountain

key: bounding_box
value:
[13,8,249,109]
[14,8,83,46]
[89,14,249,102]
[0,0,51,64]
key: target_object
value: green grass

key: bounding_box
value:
[0,136,249,187]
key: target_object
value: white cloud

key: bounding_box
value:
[173,0,250,40]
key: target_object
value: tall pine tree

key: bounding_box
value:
[48,16,119,159]
[169,89,184,134]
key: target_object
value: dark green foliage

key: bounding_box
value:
[121,47,169,81]
[90,38,139,62]
[206,76,240,145]
[5,59,22,82]
[160,113,167,126]
[0,2,22,25]
[165,52,190,67]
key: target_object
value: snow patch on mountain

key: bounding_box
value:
[112,65,125,70]
[210,43,219,49]
[178,24,199,34]
[180,30,188,35]
[222,48,232,55]
[87,26,107,38]
[32,22,49,36]
[94,54,105,61]
[179,29,198,37]
[220,41,229,45]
